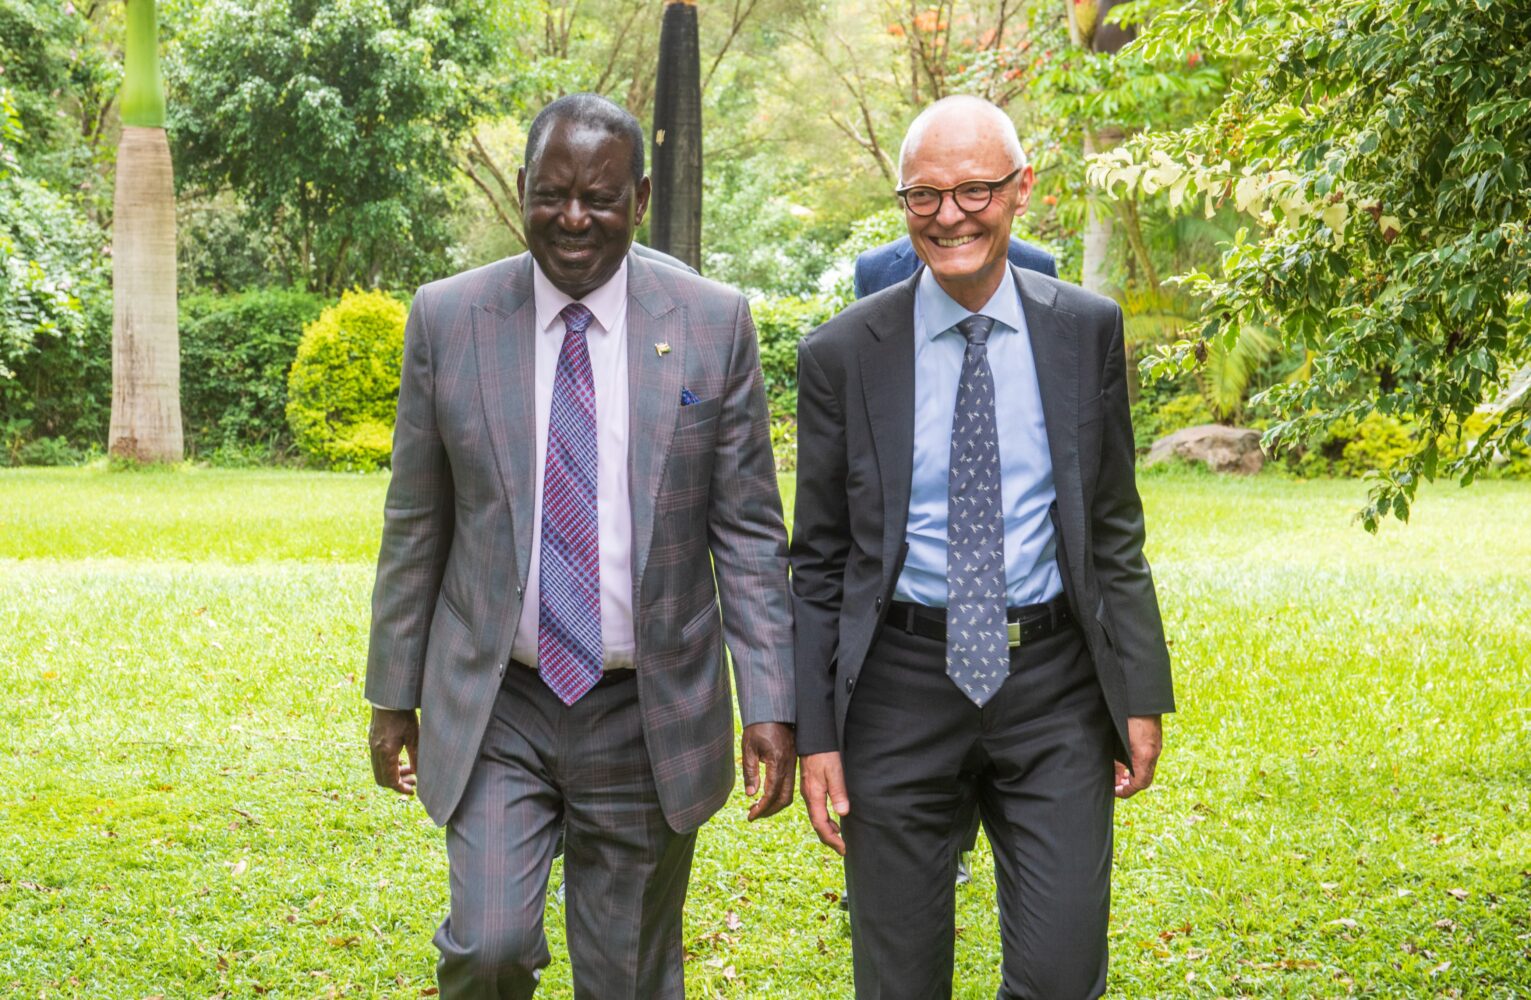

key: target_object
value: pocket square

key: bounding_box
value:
[680,387,701,406]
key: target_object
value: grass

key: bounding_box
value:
[2,466,1528,998]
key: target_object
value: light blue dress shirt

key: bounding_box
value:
[893,267,1063,608]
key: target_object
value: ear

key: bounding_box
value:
[516,166,527,205]
[633,175,652,228]
[1013,165,1036,218]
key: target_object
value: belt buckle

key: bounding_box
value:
[1006,620,1021,648]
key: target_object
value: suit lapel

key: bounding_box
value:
[1014,266,1086,584]
[474,255,539,588]
[861,274,920,586]
[625,253,684,588]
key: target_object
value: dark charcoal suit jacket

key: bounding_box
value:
[790,265,1174,760]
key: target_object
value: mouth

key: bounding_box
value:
[930,235,981,249]
[551,239,599,263]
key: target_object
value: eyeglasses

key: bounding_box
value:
[895,169,1021,217]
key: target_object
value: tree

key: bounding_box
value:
[167,0,520,293]
[109,0,181,462]
[1091,0,1531,527]
[652,0,704,269]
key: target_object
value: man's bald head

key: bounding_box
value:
[898,95,1028,186]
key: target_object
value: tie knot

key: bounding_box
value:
[955,314,994,346]
[560,302,595,335]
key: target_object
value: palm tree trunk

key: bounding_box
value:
[109,0,181,462]
[651,0,703,271]
[1071,0,1135,297]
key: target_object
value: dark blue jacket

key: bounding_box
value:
[852,235,1057,298]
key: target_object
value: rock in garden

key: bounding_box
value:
[1146,425,1265,474]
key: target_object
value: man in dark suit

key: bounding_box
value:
[853,233,1056,297]
[792,95,1174,998]
[366,93,795,999]
[851,202,1058,896]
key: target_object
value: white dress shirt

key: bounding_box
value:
[509,259,635,670]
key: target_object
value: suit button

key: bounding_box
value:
[846,676,855,693]
[515,585,523,598]
[874,597,884,612]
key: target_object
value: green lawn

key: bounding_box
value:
[2,467,1528,998]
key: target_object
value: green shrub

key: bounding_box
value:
[1285,411,1419,479]
[179,287,327,458]
[285,289,407,471]
[1152,393,1215,436]
[751,294,835,422]
[1337,412,1414,477]
[0,133,113,456]
[1452,412,1531,480]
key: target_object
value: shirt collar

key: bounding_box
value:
[917,264,1025,342]
[532,256,629,336]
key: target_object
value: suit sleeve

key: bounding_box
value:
[1091,304,1174,715]
[788,337,850,755]
[707,295,796,728]
[364,291,456,711]
[852,255,869,300]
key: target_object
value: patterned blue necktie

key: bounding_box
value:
[539,303,602,705]
[947,313,1008,706]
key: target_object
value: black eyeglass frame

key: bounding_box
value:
[894,168,1023,217]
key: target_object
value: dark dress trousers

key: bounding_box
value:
[852,235,1057,298]
[790,266,1174,998]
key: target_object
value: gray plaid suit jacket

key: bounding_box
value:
[366,250,795,832]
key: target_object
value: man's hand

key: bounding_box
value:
[800,751,850,856]
[369,707,420,797]
[741,722,795,821]
[1114,714,1163,799]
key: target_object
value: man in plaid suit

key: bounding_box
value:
[365,93,796,998]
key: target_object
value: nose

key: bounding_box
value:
[933,190,968,228]
[561,199,593,232]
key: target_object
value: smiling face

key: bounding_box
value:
[517,119,651,300]
[899,109,1033,311]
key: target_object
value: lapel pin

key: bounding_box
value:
[655,342,671,357]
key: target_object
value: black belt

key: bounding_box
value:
[509,660,636,688]
[887,596,1073,648]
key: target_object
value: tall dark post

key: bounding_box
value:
[651,0,702,271]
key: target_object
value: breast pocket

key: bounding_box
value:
[677,395,722,430]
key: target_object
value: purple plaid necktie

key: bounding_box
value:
[539,302,602,705]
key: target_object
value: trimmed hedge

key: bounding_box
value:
[179,287,327,459]
[286,289,407,471]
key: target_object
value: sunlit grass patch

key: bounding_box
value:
[1,469,1527,997]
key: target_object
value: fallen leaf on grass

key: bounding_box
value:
[725,911,743,931]
[1244,958,1320,971]
[1428,961,1452,976]
[1446,887,1469,900]
[328,935,359,948]
[1327,918,1358,930]
[230,859,248,878]
[420,990,439,997]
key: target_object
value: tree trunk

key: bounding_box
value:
[1080,128,1114,295]
[1074,0,1135,297]
[110,0,181,462]
[651,0,703,271]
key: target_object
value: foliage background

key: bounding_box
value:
[0,0,1526,490]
